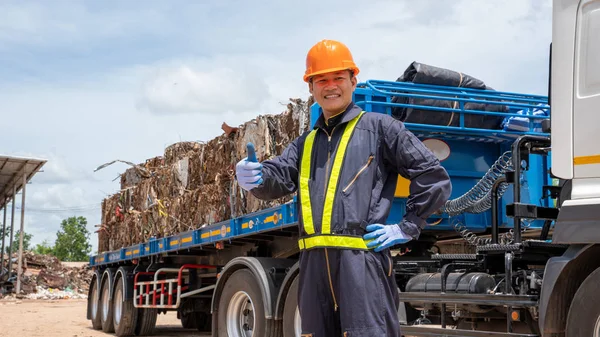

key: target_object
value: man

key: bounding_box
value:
[235,39,451,336]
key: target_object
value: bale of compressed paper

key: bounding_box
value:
[97,98,312,252]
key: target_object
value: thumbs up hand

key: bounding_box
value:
[236,142,263,191]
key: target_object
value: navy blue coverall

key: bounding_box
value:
[250,103,452,336]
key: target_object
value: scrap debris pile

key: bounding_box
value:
[97,98,312,252]
[1,252,92,300]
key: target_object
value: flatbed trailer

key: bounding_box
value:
[86,74,555,337]
[86,2,600,335]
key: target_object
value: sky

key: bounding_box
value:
[0,0,553,255]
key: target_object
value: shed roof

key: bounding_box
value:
[0,155,47,210]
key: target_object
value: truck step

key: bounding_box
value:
[400,325,538,337]
[399,292,538,307]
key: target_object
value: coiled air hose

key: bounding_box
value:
[440,151,513,216]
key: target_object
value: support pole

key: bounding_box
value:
[1,205,6,280]
[7,184,16,285]
[16,173,26,294]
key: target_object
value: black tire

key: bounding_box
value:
[100,277,115,333]
[566,266,600,336]
[181,311,197,329]
[113,276,138,336]
[282,276,300,337]
[196,311,212,332]
[217,269,266,337]
[135,308,158,336]
[89,278,103,330]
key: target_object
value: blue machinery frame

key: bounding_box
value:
[90,80,551,267]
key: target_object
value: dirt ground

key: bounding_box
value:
[0,299,210,337]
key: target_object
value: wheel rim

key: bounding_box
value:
[226,291,255,337]
[91,282,99,319]
[294,307,302,337]
[114,286,123,326]
[102,282,110,321]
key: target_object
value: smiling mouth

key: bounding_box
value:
[324,94,341,99]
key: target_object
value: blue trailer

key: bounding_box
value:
[86,77,563,337]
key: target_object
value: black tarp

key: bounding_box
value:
[391,62,508,129]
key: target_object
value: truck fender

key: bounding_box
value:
[539,244,600,335]
[274,261,300,320]
[114,266,136,300]
[211,257,296,320]
[86,269,102,320]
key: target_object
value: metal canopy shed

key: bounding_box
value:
[0,155,46,294]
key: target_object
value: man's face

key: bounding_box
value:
[309,70,357,118]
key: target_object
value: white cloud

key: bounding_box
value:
[135,60,270,115]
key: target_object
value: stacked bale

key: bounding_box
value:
[97,98,313,252]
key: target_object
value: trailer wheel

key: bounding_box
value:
[135,308,157,336]
[113,276,137,336]
[566,266,600,337]
[217,269,266,337]
[196,311,212,332]
[181,312,197,329]
[282,276,301,337]
[89,277,102,330]
[100,277,115,333]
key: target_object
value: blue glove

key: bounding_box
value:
[363,223,412,252]
[235,142,263,191]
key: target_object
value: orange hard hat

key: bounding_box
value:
[303,39,360,82]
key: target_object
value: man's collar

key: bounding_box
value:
[313,102,361,129]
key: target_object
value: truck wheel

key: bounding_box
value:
[181,312,197,329]
[135,308,157,336]
[282,276,301,337]
[217,269,266,337]
[113,276,137,336]
[100,277,115,333]
[89,278,102,330]
[566,266,600,336]
[196,311,212,332]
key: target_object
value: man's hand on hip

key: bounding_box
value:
[363,223,412,252]
[236,142,263,191]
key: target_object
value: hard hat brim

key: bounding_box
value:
[303,66,359,82]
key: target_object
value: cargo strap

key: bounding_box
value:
[299,111,367,250]
[298,234,373,250]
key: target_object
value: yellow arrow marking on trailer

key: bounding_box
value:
[265,213,281,224]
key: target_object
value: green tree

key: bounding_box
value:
[33,240,55,255]
[11,230,32,253]
[53,216,92,262]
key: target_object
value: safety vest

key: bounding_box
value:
[297,111,373,250]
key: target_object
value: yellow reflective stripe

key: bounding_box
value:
[300,130,317,235]
[574,154,600,165]
[321,111,364,234]
[298,235,373,250]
